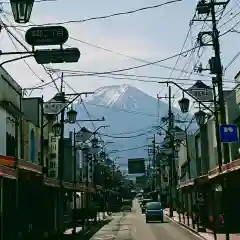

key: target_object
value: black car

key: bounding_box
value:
[141,199,152,214]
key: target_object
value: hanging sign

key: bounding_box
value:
[48,132,59,178]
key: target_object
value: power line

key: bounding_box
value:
[59,72,234,85]
[1,17,60,91]
[5,0,182,27]
[99,129,155,139]
[111,144,150,153]
[68,36,212,78]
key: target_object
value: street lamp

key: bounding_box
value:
[10,0,34,23]
[194,110,206,126]
[178,97,190,113]
[67,108,77,123]
[52,108,78,136]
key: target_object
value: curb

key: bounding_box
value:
[165,214,206,240]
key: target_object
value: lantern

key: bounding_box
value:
[194,110,206,126]
[52,122,61,136]
[67,108,77,123]
[178,97,190,113]
[10,0,34,23]
[100,151,106,159]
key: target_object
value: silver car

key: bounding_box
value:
[145,202,163,223]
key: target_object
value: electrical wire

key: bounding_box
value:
[1,17,60,91]
[99,129,156,139]
[68,36,212,78]
[5,0,182,27]
[47,23,238,78]
[110,144,151,153]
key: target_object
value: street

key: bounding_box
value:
[90,200,201,240]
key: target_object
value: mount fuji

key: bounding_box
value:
[65,84,196,169]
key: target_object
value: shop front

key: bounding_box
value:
[0,165,17,240]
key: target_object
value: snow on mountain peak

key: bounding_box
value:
[86,84,135,107]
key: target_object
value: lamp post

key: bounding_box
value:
[90,137,101,222]
[10,0,34,23]
[52,101,77,233]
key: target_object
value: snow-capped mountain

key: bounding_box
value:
[66,84,196,169]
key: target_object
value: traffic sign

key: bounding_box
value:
[25,26,69,46]
[34,48,81,64]
[219,124,239,142]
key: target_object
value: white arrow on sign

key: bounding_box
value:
[223,127,234,133]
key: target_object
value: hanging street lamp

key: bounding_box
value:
[67,108,77,123]
[10,0,35,23]
[178,97,190,113]
[194,110,206,126]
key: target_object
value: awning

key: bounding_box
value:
[177,178,195,189]
[208,159,240,179]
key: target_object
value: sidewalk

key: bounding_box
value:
[63,212,111,236]
[164,209,240,240]
[90,212,130,240]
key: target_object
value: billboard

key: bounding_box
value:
[128,158,145,174]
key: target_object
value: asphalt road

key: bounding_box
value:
[90,200,202,240]
[121,200,202,240]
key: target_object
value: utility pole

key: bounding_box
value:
[196,1,230,239]
[73,128,77,235]
[58,72,65,233]
[158,86,175,217]
[152,134,156,191]
[168,86,175,218]
[185,128,195,229]
[210,0,230,165]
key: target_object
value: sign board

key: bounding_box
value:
[48,132,59,178]
[187,80,213,102]
[128,158,145,174]
[43,99,68,115]
[219,124,238,142]
[25,26,69,46]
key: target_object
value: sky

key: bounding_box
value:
[0,0,240,105]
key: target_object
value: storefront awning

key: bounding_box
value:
[208,159,240,179]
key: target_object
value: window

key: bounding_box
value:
[6,132,15,157]
[146,202,162,210]
[30,129,35,162]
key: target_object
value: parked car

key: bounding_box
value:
[141,199,153,213]
[145,202,163,223]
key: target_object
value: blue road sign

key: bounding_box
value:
[219,124,239,142]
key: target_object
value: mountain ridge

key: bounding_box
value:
[65,84,196,169]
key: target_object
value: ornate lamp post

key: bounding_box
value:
[10,0,35,23]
